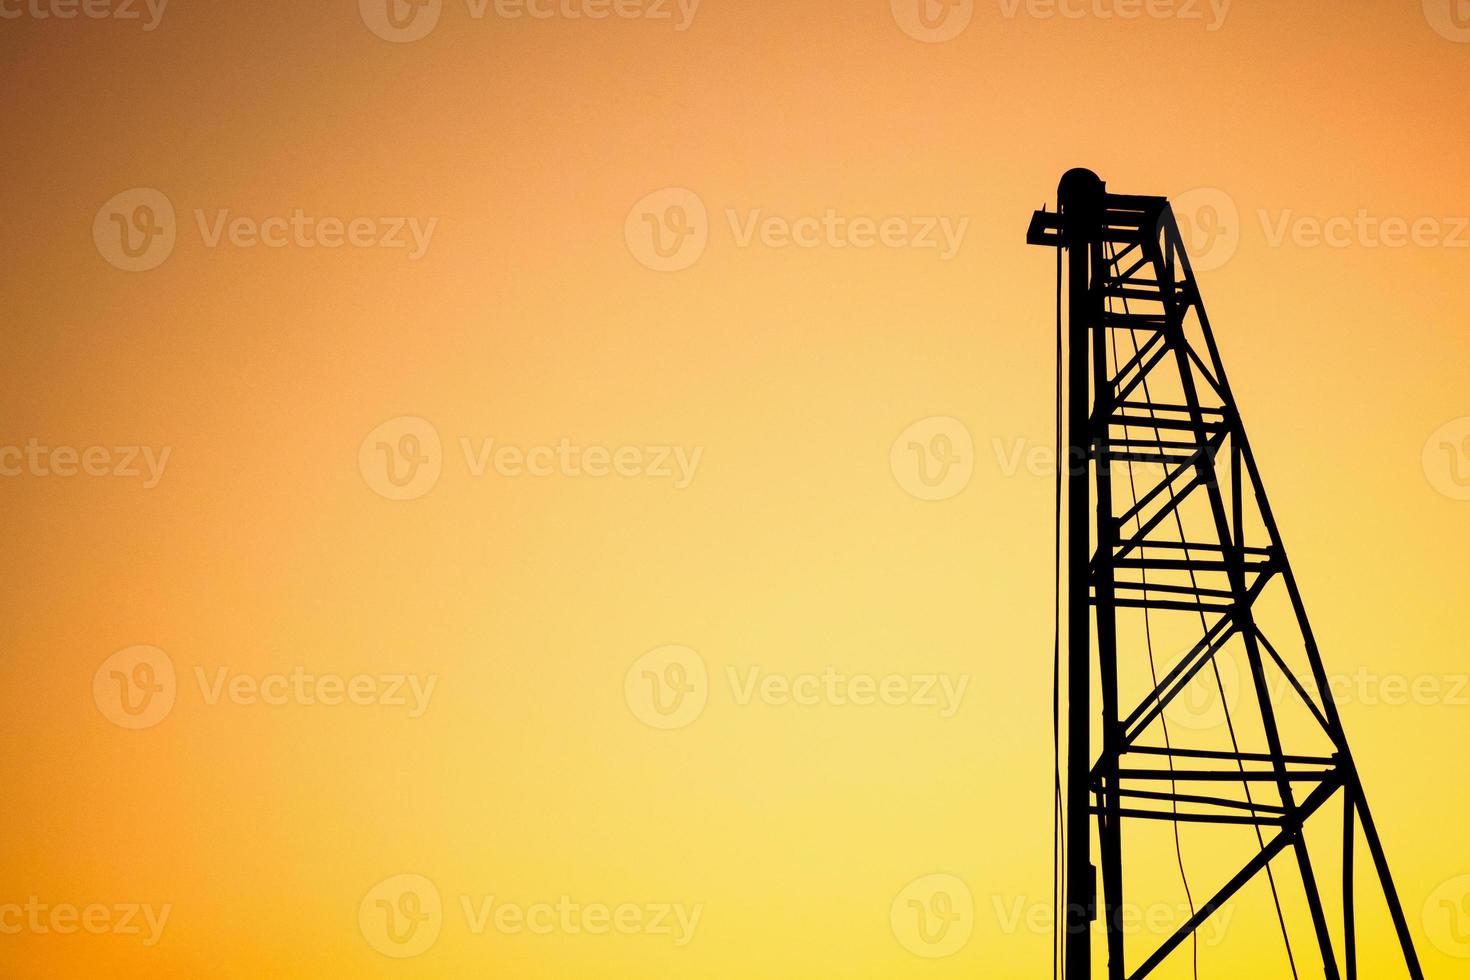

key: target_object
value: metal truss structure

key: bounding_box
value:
[1026,169,1424,980]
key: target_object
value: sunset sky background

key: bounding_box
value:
[2,0,1468,976]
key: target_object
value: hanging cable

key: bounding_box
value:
[1053,238,1065,980]
[1104,239,1198,977]
[1111,230,1299,979]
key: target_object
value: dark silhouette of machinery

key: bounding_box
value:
[1027,169,1424,980]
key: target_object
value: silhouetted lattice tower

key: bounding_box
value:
[1027,169,1424,980]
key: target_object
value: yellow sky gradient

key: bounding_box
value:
[2,0,1468,976]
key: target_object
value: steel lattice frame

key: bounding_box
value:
[1028,169,1425,980]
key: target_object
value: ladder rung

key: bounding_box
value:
[1101,311,1167,329]
[1111,557,1274,572]
[1109,437,1208,451]
[1116,401,1227,416]
[1104,597,1234,613]
[1108,414,1228,433]
[1113,540,1271,556]
[1117,768,1336,782]
[1090,806,1283,827]
[1125,746,1337,768]
[1104,285,1165,301]
[1107,581,1237,600]
[1106,451,1202,466]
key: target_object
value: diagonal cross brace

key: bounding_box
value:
[1127,773,1345,980]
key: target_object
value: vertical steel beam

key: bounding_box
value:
[1090,221,1125,980]
[1061,167,1105,980]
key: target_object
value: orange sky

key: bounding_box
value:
[2,1,1468,976]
